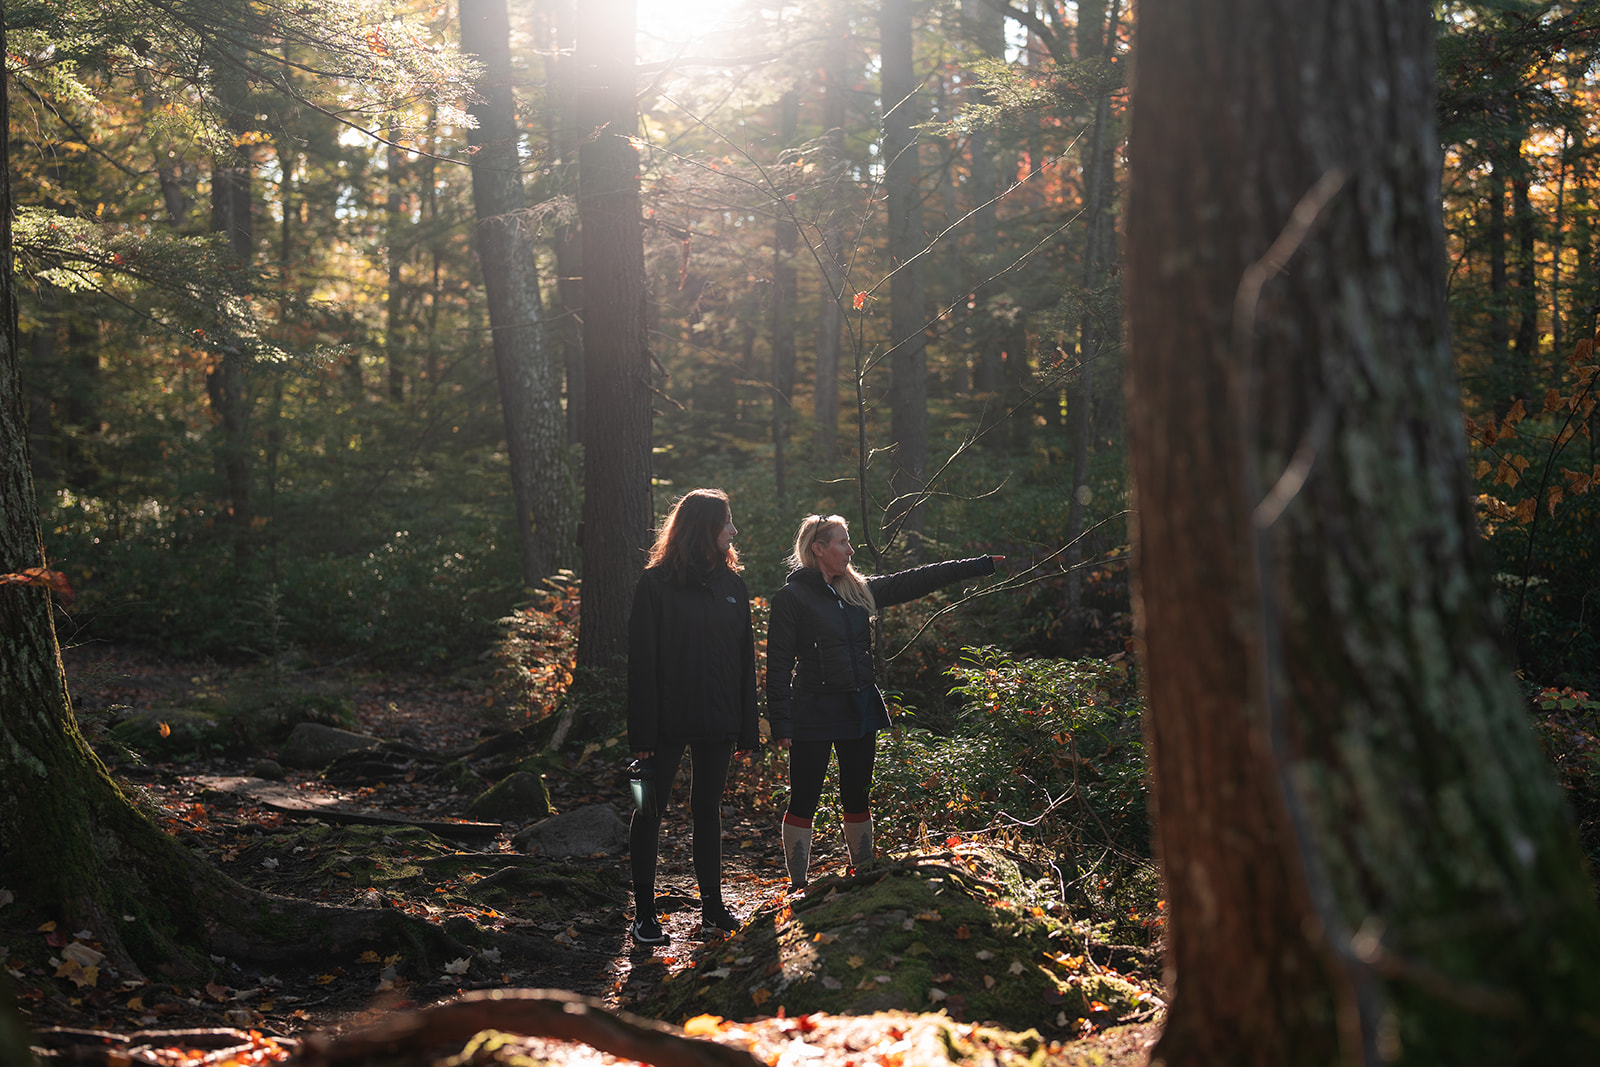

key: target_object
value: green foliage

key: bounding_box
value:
[866,648,1147,861]
[49,489,521,668]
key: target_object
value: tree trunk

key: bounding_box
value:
[385,127,407,403]
[961,0,1005,398]
[812,1,847,462]
[881,0,927,556]
[547,0,586,447]
[208,55,255,563]
[1064,0,1119,652]
[461,0,576,589]
[1125,3,1600,1064]
[574,0,653,670]
[772,90,800,504]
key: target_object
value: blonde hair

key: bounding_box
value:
[790,514,875,615]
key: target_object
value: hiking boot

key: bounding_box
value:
[630,916,669,945]
[701,905,741,934]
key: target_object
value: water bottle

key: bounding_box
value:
[628,759,657,818]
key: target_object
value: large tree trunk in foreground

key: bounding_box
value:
[1125,3,1600,1064]
[574,0,653,669]
[461,0,576,589]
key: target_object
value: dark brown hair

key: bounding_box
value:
[646,488,740,579]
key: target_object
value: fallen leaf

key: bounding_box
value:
[812,932,837,944]
[983,975,996,989]
[847,955,865,969]
[358,951,381,964]
[442,958,471,975]
[1008,961,1026,976]
[822,976,842,990]
[62,943,104,967]
[928,987,948,1002]
[975,950,995,961]
[954,924,971,940]
[751,988,772,1006]
[683,1015,725,1036]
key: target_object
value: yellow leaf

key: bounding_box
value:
[847,955,865,969]
[751,988,771,1007]
[315,973,337,985]
[358,951,381,964]
[683,1014,725,1036]
[158,721,172,738]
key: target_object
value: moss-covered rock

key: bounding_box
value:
[641,853,1155,1033]
[110,709,223,756]
[466,771,552,822]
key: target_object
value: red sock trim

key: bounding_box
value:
[842,810,871,823]
[782,813,813,829]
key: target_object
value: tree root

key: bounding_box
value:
[32,1026,284,1065]
[291,989,764,1067]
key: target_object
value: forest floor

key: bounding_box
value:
[4,643,1162,1067]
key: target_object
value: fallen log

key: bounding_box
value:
[291,989,763,1067]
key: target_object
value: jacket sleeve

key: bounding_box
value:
[626,573,661,752]
[738,578,759,751]
[764,586,800,740]
[868,555,996,611]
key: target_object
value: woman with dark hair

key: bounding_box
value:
[766,514,1000,890]
[625,488,757,944]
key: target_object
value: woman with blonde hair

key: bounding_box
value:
[766,514,999,890]
[626,489,757,943]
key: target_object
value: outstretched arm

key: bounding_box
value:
[867,555,998,611]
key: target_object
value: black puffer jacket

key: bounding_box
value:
[627,562,758,752]
[765,556,995,742]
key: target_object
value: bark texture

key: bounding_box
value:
[881,0,927,554]
[1126,3,1600,1064]
[461,0,576,588]
[574,0,653,669]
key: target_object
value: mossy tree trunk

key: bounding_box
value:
[1125,2,1600,1064]
[0,19,205,969]
[461,0,576,589]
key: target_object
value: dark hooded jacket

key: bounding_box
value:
[627,561,758,752]
[765,556,995,742]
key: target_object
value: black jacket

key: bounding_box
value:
[765,556,995,742]
[627,562,758,752]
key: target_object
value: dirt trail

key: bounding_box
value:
[6,644,1157,1065]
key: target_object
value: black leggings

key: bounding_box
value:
[785,733,876,820]
[629,740,733,916]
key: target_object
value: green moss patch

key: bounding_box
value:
[642,852,1158,1032]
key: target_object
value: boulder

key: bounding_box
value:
[512,803,628,858]
[279,722,382,770]
[467,772,553,822]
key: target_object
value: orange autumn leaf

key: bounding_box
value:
[0,567,76,605]
[852,291,867,310]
